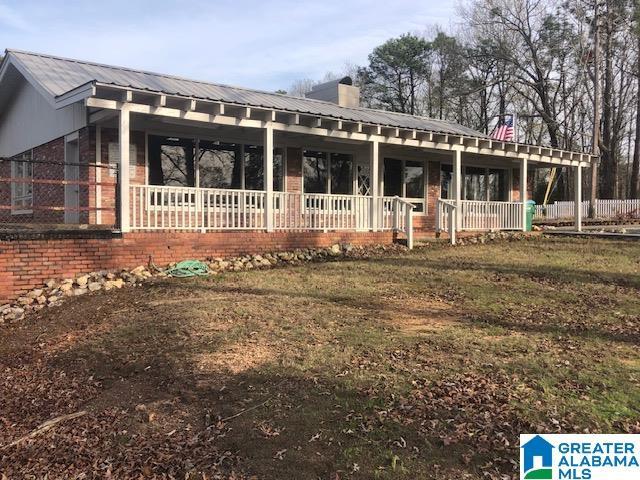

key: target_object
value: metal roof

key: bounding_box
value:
[4,49,486,138]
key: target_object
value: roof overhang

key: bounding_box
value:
[79,83,594,168]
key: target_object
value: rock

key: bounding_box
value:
[113,279,125,288]
[73,288,88,296]
[17,296,33,306]
[88,282,102,292]
[76,275,89,287]
[45,279,57,289]
[130,266,147,276]
[329,244,342,256]
[35,295,47,305]
[59,283,73,293]
[27,289,43,299]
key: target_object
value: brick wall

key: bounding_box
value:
[511,167,534,202]
[423,160,441,230]
[0,230,396,302]
[286,147,303,193]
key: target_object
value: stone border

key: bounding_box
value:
[0,233,535,325]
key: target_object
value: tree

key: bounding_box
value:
[359,34,431,115]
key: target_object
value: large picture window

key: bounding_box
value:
[198,141,242,189]
[148,135,284,191]
[303,150,353,194]
[439,164,508,202]
[149,136,195,186]
[11,151,33,213]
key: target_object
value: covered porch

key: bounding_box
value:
[85,84,593,247]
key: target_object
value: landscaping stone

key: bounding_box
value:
[0,232,536,325]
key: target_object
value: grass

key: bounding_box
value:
[0,236,639,479]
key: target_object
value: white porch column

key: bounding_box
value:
[263,123,274,232]
[574,165,582,232]
[453,149,462,231]
[520,157,528,232]
[369,140,379,231]
[119,107,130,233]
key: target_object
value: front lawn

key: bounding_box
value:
[1,236,639,479]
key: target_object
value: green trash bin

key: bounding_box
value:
[525,200,536,232]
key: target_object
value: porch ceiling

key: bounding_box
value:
[86,85,594,169]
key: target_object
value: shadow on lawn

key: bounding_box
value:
[173,277,640,347]
[367,255,640,290]
[35,321,519,479]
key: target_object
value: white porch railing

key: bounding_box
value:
[130,185,268,230]
[436,199,523,241]
[535,199,640,220]
[129,185,414,244]
[272,192,373,231]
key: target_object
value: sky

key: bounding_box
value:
[0,0,457,92]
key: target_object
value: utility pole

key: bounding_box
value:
[589,0,602,218]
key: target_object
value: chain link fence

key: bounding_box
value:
[0,156,119,231]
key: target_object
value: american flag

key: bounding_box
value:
[491,115,514,141]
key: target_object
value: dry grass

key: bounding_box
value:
[0,236,639,479]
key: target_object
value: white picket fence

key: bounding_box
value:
[534,199,640,220]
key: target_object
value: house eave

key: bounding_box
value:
[84,84,595,168]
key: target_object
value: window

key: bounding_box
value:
[303,150,328,193]
[440,164,452,200]
[11,151,33,213]
[243,145,284,191]
[148,135,284,191]
[198,141,241,189]
[383,159,403,197]
[464,167,487,201]
[148,136,195,186]
[440,164,509,202]
[488,169,508,201]
[303,150,354,194]
[329,153,353,194]
[108,143,138,178]
[405,161,424,199]
[384,158,425,211]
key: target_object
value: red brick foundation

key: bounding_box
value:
[0,230,396,302]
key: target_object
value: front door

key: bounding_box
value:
[64,138,80,224]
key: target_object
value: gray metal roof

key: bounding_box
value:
[5,49,486,138]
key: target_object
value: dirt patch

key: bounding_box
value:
[386,297,460,333]
[194,341,276,374]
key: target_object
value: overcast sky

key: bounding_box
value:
[0,0,456,92]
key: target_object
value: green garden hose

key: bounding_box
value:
[165,259,210,278]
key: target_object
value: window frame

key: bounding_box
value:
[147,133,286,191]
[11,150,34,215]
[382,157,427,214]
[439,163,512,202]
[302,149,355,195]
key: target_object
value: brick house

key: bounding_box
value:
[0,50,594,300]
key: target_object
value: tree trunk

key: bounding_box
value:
[631,34,640,198]
[600,8,616,199]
